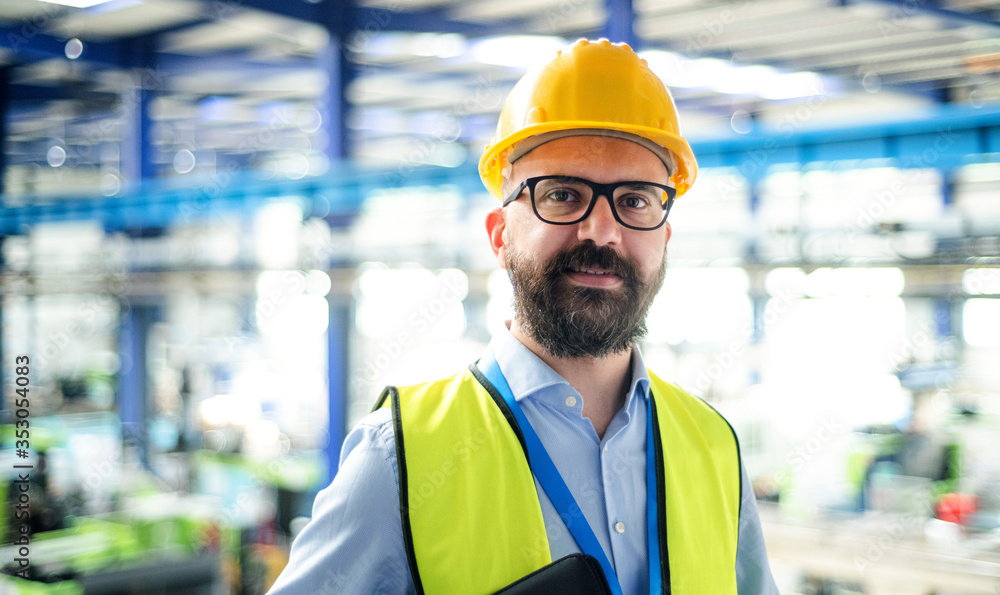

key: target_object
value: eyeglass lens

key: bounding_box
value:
[532,178,669,229]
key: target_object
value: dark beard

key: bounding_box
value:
[505,240,666,359]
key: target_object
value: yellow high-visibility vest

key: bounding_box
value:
[375,363,741,594]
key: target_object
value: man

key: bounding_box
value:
[269,39,778,594]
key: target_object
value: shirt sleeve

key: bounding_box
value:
[735,462,780,595]
[267,408,415,595]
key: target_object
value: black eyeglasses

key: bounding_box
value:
[502,175,676,231]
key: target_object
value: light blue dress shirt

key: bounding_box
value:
[269,326,779,594]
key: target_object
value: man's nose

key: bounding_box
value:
[576,194,622,246]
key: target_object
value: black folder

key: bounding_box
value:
[492,554,612,595]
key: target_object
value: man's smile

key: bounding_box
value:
[565,265,623,288]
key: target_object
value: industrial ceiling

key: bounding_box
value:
[0,0,998,200]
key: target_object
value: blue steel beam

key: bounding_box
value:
[326,298,352,485]
[692,103,1000,179]
[353,5,526,37]
[316,0,356,161]
[0,3,213,68]
[119,301,162,468]
[120,37,158,186]
[1,104,999,235]
[8,82,117,103]
[0,164,465,234]
[0,25,122,67]
[603,0,636,47]
[156,50,315,76]
[205,0,336,24]
[0,25,315,74]
[315,0,356,489]
[116,17,217,43]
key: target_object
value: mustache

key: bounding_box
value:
[546,242,638,281]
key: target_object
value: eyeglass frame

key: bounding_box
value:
[501,175,677,231]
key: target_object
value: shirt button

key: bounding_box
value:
[614,522,625,534]
[565,396,577,407]
[603,444,608,453]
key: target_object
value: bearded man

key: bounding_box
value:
[269,40,778,595]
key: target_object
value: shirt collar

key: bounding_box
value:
[482,322,651,407]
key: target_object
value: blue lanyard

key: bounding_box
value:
[479,358,663,595]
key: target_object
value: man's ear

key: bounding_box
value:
[663,221,672,245]
[485,207,507,268]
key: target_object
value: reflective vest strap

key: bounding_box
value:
[387,368,552,594]
[648,372,741,595]
[384,386,425,594]
[649,394,671,594]
[372,386,392,411]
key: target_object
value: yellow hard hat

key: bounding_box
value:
[479,38,697,199]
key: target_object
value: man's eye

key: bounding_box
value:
[619,194,653,209]
[545,189,580,202]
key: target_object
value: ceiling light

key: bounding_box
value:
[640,49,827,100]
[714,64,777,95]
[676,57,732,89]
[640,50,696,87]
[804,267,905,297]
[471,36,566,68]
[964,299,1000,346]
[759,71,824,100]
[412,33,466,58]
[38,0,116,7]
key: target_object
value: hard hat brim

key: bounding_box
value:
[479,122,697,199]
[507,129,678,177]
